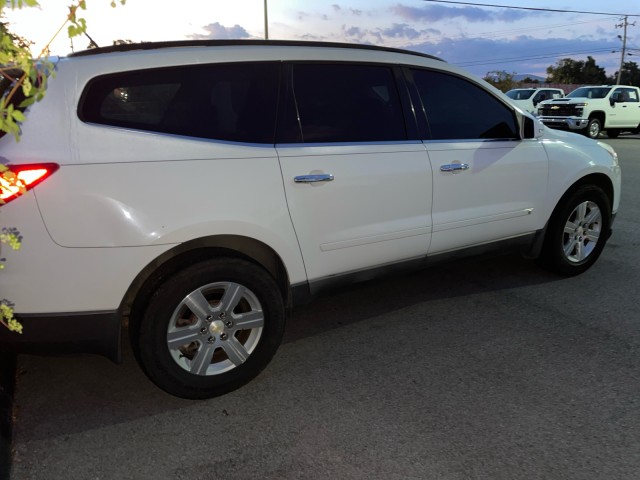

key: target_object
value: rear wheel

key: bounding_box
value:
[136,257,285,399]
[538,185,611,276]
[606,129,620,138]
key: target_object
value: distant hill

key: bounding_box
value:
[513,74,546,82]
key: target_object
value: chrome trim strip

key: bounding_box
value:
[432,208,534,233]
[320,226,431,252]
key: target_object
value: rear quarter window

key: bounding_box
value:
[79,62,280,144]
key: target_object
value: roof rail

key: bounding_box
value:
[68,39,444,62]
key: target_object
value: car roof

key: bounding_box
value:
[68,39,444,63]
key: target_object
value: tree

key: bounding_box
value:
[612,61,640,87]
[483,70,517,92]
[546,56,607,84]
[0,0,126,333]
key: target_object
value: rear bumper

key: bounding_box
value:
[0,310,121,363]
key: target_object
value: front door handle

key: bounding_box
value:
[294,174,334,183]
[440,163,469,172]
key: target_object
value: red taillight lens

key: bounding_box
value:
[0,163,59,205]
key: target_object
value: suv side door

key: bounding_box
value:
[406,68,549,254]
[276,63,432,286]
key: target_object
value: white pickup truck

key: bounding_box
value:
[506,87,564,114]
[538,85,640,138]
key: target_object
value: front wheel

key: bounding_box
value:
[537,185,611,276]
[584,118,602,139]
[136,258,286,399]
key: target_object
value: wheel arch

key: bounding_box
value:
[588,110,606,124]
[529,172,614,259]
[122,235,292,338]
[559,173,614,214]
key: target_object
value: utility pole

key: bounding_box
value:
[264,0,269,40]
[616,16,636,85]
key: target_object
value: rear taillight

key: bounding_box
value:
[0,163,59,205]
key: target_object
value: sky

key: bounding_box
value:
[3,0,639,80]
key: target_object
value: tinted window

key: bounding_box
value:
[80,62,279,143]
[567,87,611,99]
[506,89,534,100]
[617,88,639,102]
[290,64,406,143]
[411,69,518,140]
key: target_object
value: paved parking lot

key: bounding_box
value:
[8,135,640,480]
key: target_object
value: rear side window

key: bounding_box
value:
[289,64,406,143]
[79,62,280,143]
[411,69,518,140]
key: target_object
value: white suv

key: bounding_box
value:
[0,40,622,399]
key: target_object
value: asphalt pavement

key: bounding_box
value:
[4,135,640,479]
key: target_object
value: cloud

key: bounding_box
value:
[391,3,529,23]
[189,22,251,40]
[340,23,441,43]
[330,4,364,16]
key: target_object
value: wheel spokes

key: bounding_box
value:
[189,343,218,375]
[221,337,250,366]
[184,289,213,321]
[167,324,202,348]
[167,280,264,376]
[232,310,264,330]
[218,283,245,313]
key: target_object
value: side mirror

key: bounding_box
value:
[610,94,620,106]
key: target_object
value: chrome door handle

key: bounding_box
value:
[440,163,469,172]
[294,174,334,183]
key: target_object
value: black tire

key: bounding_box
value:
[537,185,611,276]
[136,257,285,399]
[606,129,620,138]
[584,118,602,139]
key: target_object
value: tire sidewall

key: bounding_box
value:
[137,258,285,399]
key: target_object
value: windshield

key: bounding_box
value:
[567,87,611,99]
[506,89,534,100]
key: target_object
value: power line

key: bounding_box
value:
[457,47,615,67]
[421,0,640,17]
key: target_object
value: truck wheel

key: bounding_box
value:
[606,129,620,138]
[136,257,286,399]
[585,118,602,139]
[537,185,611,276]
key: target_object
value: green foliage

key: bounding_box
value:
[546,56,607,84]
[614,61,640,87]
[0,226,22,333]
[483,70,517,92]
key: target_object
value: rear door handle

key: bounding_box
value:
[294,174,334,183]
[440,163,469,172]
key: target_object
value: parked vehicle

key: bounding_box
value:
[505,87,564,114]
[0,40,622,399]
[538,85,640,138]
